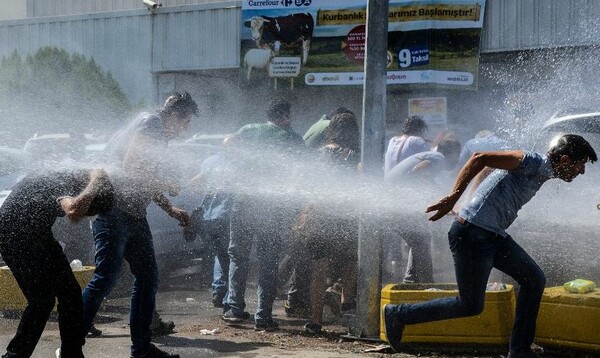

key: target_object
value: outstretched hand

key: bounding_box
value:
[425,195,458,221]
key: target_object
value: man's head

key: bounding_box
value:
[160,91,199,138]
[547,134,597,182]
[327,107,355,120]
[401,116,427,137]
[267,99,292,129]
[327,112,360,151]
[437,138,462,170]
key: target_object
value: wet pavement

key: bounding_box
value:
[0,280,594,357]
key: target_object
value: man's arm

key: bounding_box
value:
[154,193,190,227]
[59,169,108,222]
[425,150,525,221]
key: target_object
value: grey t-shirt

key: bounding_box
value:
[459,151,554,237]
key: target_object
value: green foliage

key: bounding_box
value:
[0,46,132,135]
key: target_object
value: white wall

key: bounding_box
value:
[0,0,26,20]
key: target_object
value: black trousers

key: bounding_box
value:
[0,233,85,358]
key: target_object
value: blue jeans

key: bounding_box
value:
[225,202,286,324]
[202,219,230,302]
[392,220,546,355]
[82,208,159,356]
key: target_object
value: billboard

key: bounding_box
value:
[241,0,486,90]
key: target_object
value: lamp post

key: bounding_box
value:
[351,0,390,339]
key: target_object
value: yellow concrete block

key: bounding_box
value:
[0,265,95,311]
[380,283,516,345]
[536,286,600,352]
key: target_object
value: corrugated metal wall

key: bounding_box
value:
[3,0,600,103]
[481,0,600,52]
[27,0,235,17]
[0,10,154,102]
[153,4,240,72]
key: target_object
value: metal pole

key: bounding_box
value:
[352,0,389,338]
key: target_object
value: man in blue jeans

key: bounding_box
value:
[221,99,305,331]
[383,134,597,358]
[82,92,198,358]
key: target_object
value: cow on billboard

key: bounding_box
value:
[244,13,314,65]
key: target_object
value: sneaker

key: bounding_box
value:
[254,320,279,332]
[131,343,179,358]
[383,304,405,353]
[303,322,322,334]
[221,310,250,323]
[150,319,175,336]
[284,301,310,319]
[87,324,102,337]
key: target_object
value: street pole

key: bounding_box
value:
[352,0,389,338]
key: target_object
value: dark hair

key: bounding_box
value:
[437,138,462,159]
[547,134,598,164]
[327,107,354,119]
[327,113,360,152]
[86,176,115,216]
[266,99,291,121]
[160,91,199,117]
[401,116,427,136]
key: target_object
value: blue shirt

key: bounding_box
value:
[198,154,231,221]
[459,152,554,237]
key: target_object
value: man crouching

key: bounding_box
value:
[0,168,113,358]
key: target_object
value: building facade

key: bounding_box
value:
[1,0,600,137]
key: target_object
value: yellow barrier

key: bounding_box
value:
[536,286,600,352]
[380,283,516,345]
[0,265,95,311]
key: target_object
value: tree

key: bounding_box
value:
[0,47,133,140]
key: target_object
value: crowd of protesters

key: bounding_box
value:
[0,93,596,358]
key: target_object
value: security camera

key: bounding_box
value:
[143,0,162,10]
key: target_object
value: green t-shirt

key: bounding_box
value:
[302,115,330,149]
[236,122,304,148]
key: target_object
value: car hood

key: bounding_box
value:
[542,112,600,133]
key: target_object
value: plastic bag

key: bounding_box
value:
[563,279,596,293]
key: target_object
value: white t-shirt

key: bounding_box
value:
[384,135,429,173]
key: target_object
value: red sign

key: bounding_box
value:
[342,25,366,64]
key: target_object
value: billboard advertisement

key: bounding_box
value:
[241,0,486,90]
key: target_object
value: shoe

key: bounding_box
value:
[303,322,322,334]
[530,343,544,355]
[383,304,405,353]
[150,319,175,336]
[221,310,250,323]
[55,348,61,358]
[131,343,179,358]
[254,320,279,332]
[87,324,102,337]
[284,300,310,319]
